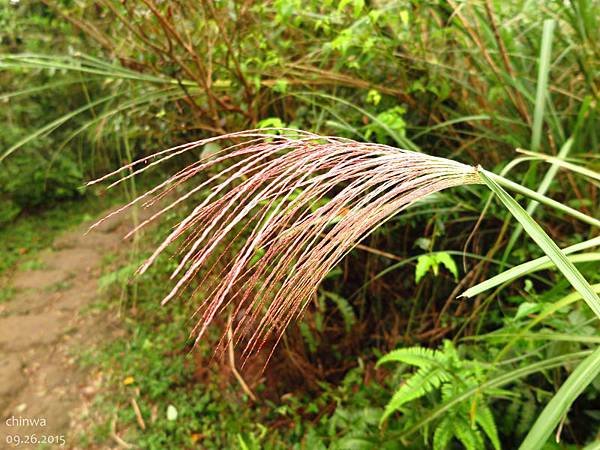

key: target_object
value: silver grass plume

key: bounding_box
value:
[89,129,482,362]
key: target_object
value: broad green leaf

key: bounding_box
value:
[415,254,435,283]
[415,252,458,284]
[436,252,459,280]
[514,302,541,320]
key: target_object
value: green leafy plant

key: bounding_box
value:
[415,252,458,284]
[377,341,501,450]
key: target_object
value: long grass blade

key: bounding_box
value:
[531,19,556,151]
[519,346,600,450]
[1,90,124,162]
[462,235,600,298]
[492,284,600,363]
[479,168,600,319]
[503,138,574,259]
[0,53,193,86]
[484,170,600,228]
[517,148,600,182]
[293,92,420,151]
[468,333,600,344]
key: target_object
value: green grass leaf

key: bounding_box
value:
[478,168,600,319]
[461,238,600,298]
[519,346,600,450]
[483,169,600,228]
[517,148,600,183]
[531,19,556,151]
[503,138,574,261]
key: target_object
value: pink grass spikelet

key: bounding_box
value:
[92,130,482,361]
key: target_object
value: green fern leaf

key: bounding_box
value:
[380,366,448,424]
[376,346,438,369]
[324,291,356,332]
[454,418,484,450]
[433,418,454,450]
[299,322,318,353]
[475,405,501,450]
[517,393,537,436]
[440,380,470,403]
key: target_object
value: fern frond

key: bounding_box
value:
[380,366,450,424]
[376,346,439,369]
[433,418,454,450]
[454,418,484,450]
[475,405,501,450]
[441,380,462,403]
[517,392,537,436]
[323,291,356,332]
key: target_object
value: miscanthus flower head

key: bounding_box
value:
[90,129,481,362]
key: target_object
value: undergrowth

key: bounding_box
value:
[81,201,600,449]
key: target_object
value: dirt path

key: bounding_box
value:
[0,210,140,449]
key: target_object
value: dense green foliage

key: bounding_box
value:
[1,0,599,448]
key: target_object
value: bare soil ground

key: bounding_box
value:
[0,210,141,449]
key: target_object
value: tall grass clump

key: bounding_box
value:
[93,130,599,447]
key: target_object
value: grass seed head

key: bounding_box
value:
[92,130,481,363]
